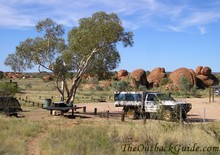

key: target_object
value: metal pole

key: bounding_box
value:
[203,108,206,123]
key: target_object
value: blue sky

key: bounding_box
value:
[1,0,220,72]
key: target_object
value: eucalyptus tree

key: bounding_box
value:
[68,11,134,79]
[5,11,134,103]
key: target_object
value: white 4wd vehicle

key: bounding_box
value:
[114,92,192,121]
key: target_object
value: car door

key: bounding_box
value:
[145,94,158,112]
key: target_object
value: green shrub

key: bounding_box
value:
[0,71,4,79]
[0,82,20,96]
[95,85,103,91]
[25,83,32,89]
[160,77,169,86]
[112,80,131,91]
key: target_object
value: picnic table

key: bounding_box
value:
[42,102,85,116]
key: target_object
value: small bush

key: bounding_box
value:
[0,82,20,96]
[95,85,103,91]
[25,83,32,89]
[160,77,170,86]
[112,80,131,91]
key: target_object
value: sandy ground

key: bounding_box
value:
[78,97,220,123]
[185,98,220,122]
[21,97,220,123]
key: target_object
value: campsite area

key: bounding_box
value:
[1,77,220,155]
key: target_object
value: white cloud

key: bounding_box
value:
[0,0,220,34]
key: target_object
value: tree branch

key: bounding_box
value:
[66,48,98,103]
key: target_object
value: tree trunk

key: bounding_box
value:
[65,49,97,103]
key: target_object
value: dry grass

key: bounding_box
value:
[1,110,220,155]
[0,115,45,155]
[39,120,220,155]
[1,77,220,154]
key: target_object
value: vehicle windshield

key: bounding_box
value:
[157,94,175,101]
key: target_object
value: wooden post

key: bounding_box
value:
[203,108,206,123]
[83,106,87,113]
[179,106,182,124]
[74,105,77,111]
[121,112,125,122]
[72,108,74,116]
[106,110,109,119]
[209,87,211,103]
[32,102,35,106]
[212,88,215,102]
[143,112,146,124]
[94,108,97,115]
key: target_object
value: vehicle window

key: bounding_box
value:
[157,94,175,101]
[114,93,142,101]
[147,94,156,101]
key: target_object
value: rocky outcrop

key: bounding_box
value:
[130,69,148,88]
[147,67,167,87]
[165,68,196,90]
[196,66,219,88]
[5,72,24,79]
[116,69,128,80]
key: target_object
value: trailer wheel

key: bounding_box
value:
[127,109,136,119]
[163,110,172,121]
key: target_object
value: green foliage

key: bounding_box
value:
[4,18,66,72]
[95,85,103,91]
[112,80,131,91]
[68,11,134,79]
[0,71,4,79]
[5,13,134,102]
[137,85,147,91]
[179,77,191,91]
[0,82,20,96]
[160,77,170,86]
